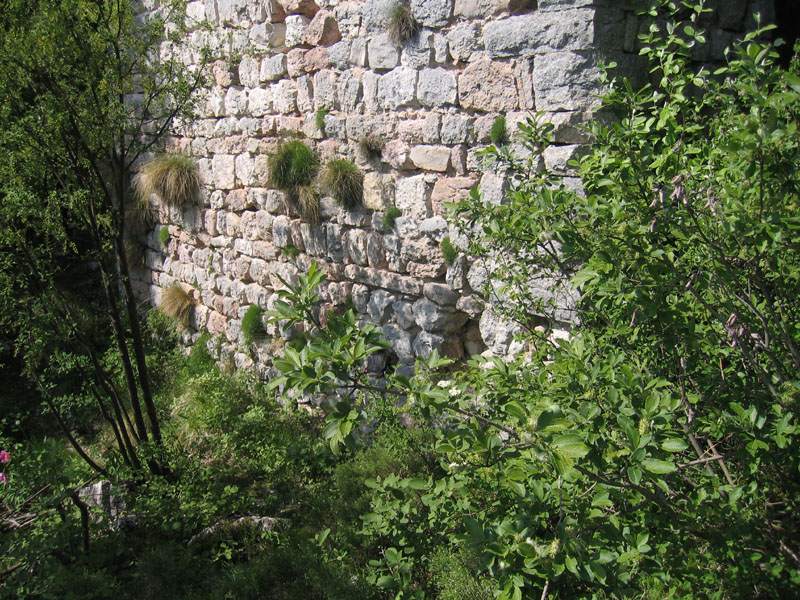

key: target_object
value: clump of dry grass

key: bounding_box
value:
[297,184,320,224]
[135,153,200,208]
[387,2,418,45]
[124,238,148,271]
[160,283,194,328]
[359,133,385,160]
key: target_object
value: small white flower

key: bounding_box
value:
[437,379,451,388]
[449,387,459,397]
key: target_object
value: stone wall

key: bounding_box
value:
[133,0,775,378]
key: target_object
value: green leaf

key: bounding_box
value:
[552,433,590,458]
[661,438,689,453]
[641,458,677,474]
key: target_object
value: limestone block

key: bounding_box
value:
[302,9,341,46]
[362,71,380,112]
[285,15,311,47]
[349,37,368,67]
[377,67,417,109]
[479,170,508,205]
[458,59,518,112]
[328,40,351,69]
[412,330,444,358]
[433,33,448,63]
[296,75,314,112]
[513,58,535,110]
[343,229,369,265]
[279,0,319,17]
[351,284,370,314]
[287,48,307,77]
[272,215,292,247]
[212,154,235,189]
[217,0,248,23]
[314,70,337,109]
[250,23,287,50]
[431,176,476,205]
[368,34,399,71]
[344,264,422,296]
[300,223,327,256]
[408,260,447,279]
[382,140,415,170]
[479,307,522,355]
[367,290,397,324]
[363,172,390,210]
[533,51,602,111]
[225,212,241,237]
[272,79,298,113]
[410,145,450,172]
[224,87,248,116]
[239,57,261,88]
[233,154,255,186]
[417,68,457,107]
[423,113,440,143]
[326,223,344,261]
[289,220,305,252]
[248,87,272,117]
[440,115,470,144]
[418,216,447,236]
[544,144,584,175]
[447,22,480,62]
[423,282,459,306]
[337,69,363,112]
[261,54,288,82]
[362,0,395,33]
[411,0,452,28]
[240,211,258,240]
[302,46,327,71]
[400,31,433,68]
[253,241,279,260]
[255,211,274,240]
[367,232,388,268]
[270,262,300,291]
[395,174,430,219]
[382,324,415,362]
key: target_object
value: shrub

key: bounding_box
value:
[241,305,265,345]
[282,245,300,259]
[490,114,507,145]
[268,139,318,192]
[382,206,401,230]
[160,283,194,328]
[440,236,457,264]
[320,159,363,209]
[315,108,328,135]
[359,133,384,160]
[297,184,320,224]
[386,2,418,45]
[135,153,200,208]
[158,225,170,247]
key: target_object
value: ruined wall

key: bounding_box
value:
[134,0,775,378]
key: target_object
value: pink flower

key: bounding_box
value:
[0,450,9,463]
[0,472,7,484]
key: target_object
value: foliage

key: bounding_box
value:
[160,285,194,329]
[241,305,265,345]
[439,236,458,264]
[359,133,385,160]
[387,2,418,46]
[267,3,800,598]
[383,206,402,230]
[269,139,318,192]
[135,153,200,209]
[321,159,363,210]
[316,108,329,135]
[490,115,508,146]
[158,225,170,247]
[0,0,206,474]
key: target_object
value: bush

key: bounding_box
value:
[240,305,264,345]
[320,159,363,209]
[135,153,200,208]
[297,184,320,224]
[268,139,318,192]
[490,115,507,145]
[382,206,401,230]
[160,284,194,329]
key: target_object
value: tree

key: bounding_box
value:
[0,0,206,474]
[272,2,800,597]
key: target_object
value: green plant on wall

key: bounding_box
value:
[321,159,363,209]
[359,133,384,160]
[386,1,418,45]
[298,184,321,224]
[158,225,170,247]
[136,153,201,209]
[440,236,457,264]
[315,108,329,136]
[268,139,318,192]
[490,115,508,146]
[241,304,265,344]
[160,284,194,329]
[382,206,401,230]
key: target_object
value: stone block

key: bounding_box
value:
[239,57,261,88]
[368,34,399,71]
[395,174,430,219]
[314,69,337,109]
[377,67,417,109]
[382,324,415,361]
[248,87,272,116]
[287,48,307,77]
[212,154,235,189]
[412,331,445,358]
[362,0,395,33]
[533,51,602,111]
[368,289,397,323]
[272,215,292,247]
[300,223,327,256]
[304,46,330,71]
[411,0,452,27]
[337,69,363,112]
[417,68,457,107]
[447,22,481,62]
[279,0,319,17]
[272,79,298,113]
[302,9,341,46]
[410,145,451,172]
[363,172,390,210]
[400,31,433,68]
[250,23,287,50]
[343,229,369,265]
[423,282,460,306]
[459,59,518,112]
[261,54,288,82]
[344,264,423,296]
[382,140,415,170]
[285,15,311,47]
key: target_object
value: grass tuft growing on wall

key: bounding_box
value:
[158,225,170,247]
[297,184,321,224]
[440,236,458,265]
[387,2,418,45]
[382,206,401,230]
[359,133,384,160]
[321,159,363,210]
[136,153,201,208]
[160,284,194,329]
[269,140,318,192]
[490,115,508,146]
